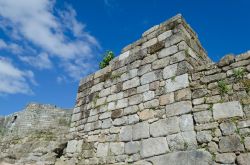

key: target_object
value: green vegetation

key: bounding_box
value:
[171,76,176,81]
[233,68,246,80]
[99,51,115,69]
[218,80,229,94]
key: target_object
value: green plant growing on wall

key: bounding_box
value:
[233,68,246,80]
[218,80,229,94]
[99,51,115,69]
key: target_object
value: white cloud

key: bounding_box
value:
[0,39,7,49]
[19,53,53,70]
[0,0,100,80]
[0,57,35,95]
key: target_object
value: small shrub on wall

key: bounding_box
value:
[99,51,114,69]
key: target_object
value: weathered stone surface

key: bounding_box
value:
[141,137,169,158]
[215,153,236,164]
[152,57,170,70]
[142,38,157,49]
[102,118,112,128]
[181,131,197,149]
[158,45,178,58]
[200,73,226,83]
[237,120,250,128]
[163,64,178,79]
[218,54,235,67]
[150,117,180,137]
[194,110,212,124]
[170,51,186,64]
[165,101,192,117]
[179,114,194,131]
[197,131,212,143]
[143,91,155,101]
[129,94,143,105]
[219,135,244,152]
[167,133,185,151]
[66,140,78,153]
[165,74,189,93]
[207,141,218,153]
[237,153,250,165]
[158,30,172,41]
[175,88,191,101]
[244,137,250,151]
[144,99,159,108]
[123,77,140,90]
[128,114,139,124]
[125,141,140,154]
[192,89,208,99]
[148,150,212,165]
[213,101,243,120]
[141,71,158,85]
[138,109,155,120]
[159,93,174,105]
[132,122,150,140]
[109,142,124,155]
[120,125,132,141]
[97,143,109,157]
[220,122,236,136]
[116,98,128,109]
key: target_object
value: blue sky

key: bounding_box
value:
[0,0,249,115]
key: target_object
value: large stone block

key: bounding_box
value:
[158,45,178,58]
[141,137,169,158]
[215,153,236,164]
[123,77,140,90]
[120,125,132,142]
[152,57,170,70]
[125,141,140,154]
[97,143,109,157]
[163,63,178,80]
[179,114,194,131]
[181,131,197,149]
[237,153,250,165]
[219,135,244,152]
[165,74,189,93]
[140,71,158,85]
[165,101,192,117]
[213,101,243,120]
[167,133,185,151]
[150,117,180,137]
[66,140,79,153]
[109,142,124,155]
[148,150,212,165]
[132,122,150,140]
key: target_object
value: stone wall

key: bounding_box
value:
[0,103,72,164]
[64,14,250,165]
[1,103,72,138]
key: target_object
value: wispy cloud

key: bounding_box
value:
[0,0,100,82]
[19,53,53,70]
[0,57,35,95]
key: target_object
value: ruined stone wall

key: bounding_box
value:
[0,103,72,164]
[65,14,250,165]
[1,103,72,138]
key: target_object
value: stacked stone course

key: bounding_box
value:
[65,14,250,165]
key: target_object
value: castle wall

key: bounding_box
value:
[65,14,250,165]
